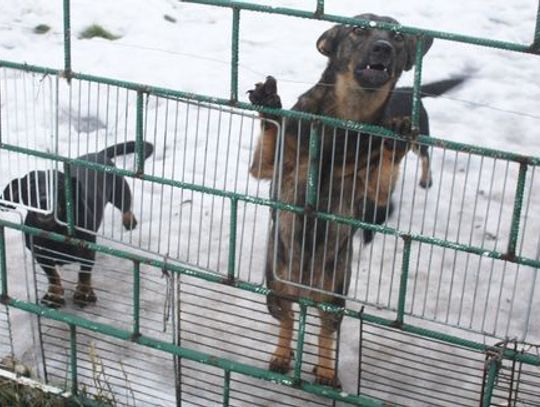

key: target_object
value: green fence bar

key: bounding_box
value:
[294,303,308,383]
[2,217,539,368]
[0,226,7,300]
[133,261,141,338]
[396,238,412,326]
[136,90,145,174]
[534,1,540,51]
[7,298,385,407]
[228,198,238,281]
[411,37,425,131]
[307,124,321,209]
[70,324,78,395]
[507,163,528,257]
[181,0,539,55]
[62,0,72,76]
[482,357,500,407]
[315,0,324,16]
[222,369,231,407]
[230,7,240,102]
[3,59,540,168]
[62,162,75,236]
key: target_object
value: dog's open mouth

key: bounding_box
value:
[355,62,392,88]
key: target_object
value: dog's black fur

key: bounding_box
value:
[1,141,153,307]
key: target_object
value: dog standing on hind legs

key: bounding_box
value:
[248,14,465,387]
[1,141,154,308]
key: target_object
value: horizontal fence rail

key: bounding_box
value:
[0,0,539,405]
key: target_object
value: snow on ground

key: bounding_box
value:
[0,0,540,406]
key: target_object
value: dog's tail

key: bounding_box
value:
[101,141,154,161]
[420,76,467,98]
[396,76,467,99]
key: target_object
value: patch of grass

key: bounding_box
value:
[0,378,65,407]
[33,24,51,34]
[79,24,121,41]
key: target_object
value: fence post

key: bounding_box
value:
[222,369,231,406]
[293,302,308,383]
[315,0,324,16]
[507,163,527,257]
[534,0,540,51]
[411,36,425,132]
[133,261,141,338]
[0,226,7,301]
[70,324,78,396]
[306,123,321,210]
[63,162,75,236]
[62,0,72,76]
[228,198,238,281]
[482,355,500,407]
[136,90,146,174]
[230,7,240,103]
[396,237,412,326]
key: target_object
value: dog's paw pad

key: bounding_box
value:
[248,76,282,108]
[313,366,341,388]
[41,293,65,308]
[73,288,97,307]
[386,116,414,138]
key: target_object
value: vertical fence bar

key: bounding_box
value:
[228,198,238,280]
[534,0,540,51]
[133,261,141,338]
[136,90,145,174]
[507,163,527,256]
[222,369,231,407]
[306,123,320,209]
[482,357,500,407]
[293,302,308,383]
[62,0,72,75]
[411,37,425,131]
[0,226,7,300]
[69,324,78,395]
[63,162,75,236]
[315,0,325,16]
[230,8,240,103]
[396,237,412,326]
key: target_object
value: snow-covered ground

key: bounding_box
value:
[1,0,539,406]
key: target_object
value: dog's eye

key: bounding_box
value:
[352,26,368,36]
[393,32,405,42]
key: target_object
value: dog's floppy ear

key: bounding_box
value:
[316,25,345,56]
[404,35,434,71]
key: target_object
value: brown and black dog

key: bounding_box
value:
[248,14,463,387]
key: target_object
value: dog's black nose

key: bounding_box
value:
[371,40,393,56]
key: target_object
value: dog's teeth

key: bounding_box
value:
[366,65,371,70]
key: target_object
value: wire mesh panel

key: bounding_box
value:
[0,68,56,214]
[36,253,177,406]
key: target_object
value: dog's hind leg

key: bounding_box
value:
[73,258,97,307]
[269,296,294,374]
[39,261,65,308]
[314,307,342,388]
[415,144,432,189]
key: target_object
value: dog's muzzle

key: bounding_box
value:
[354,40,394,89]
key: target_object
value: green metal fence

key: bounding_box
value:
[0,0,539,406]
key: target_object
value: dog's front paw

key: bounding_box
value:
[73,285,97,307]
[383,115,416,153]
[313,365,341,388]
[41,293,66,308]
[269,350,293,374]
[248,76,282,109]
